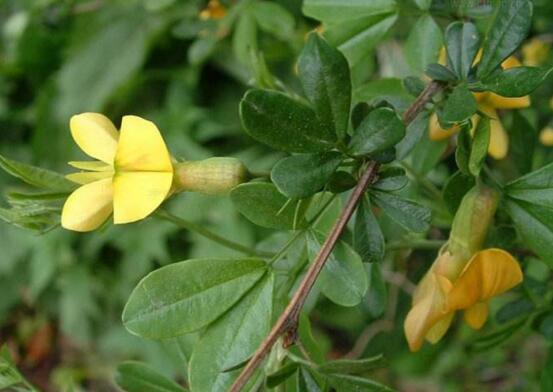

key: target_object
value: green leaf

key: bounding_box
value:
[542,347,553,391]
[302,0,397,22]
[371,190,431,233]
[402,76,426,97]
[505,162,553,209]
[455,127,471,175]
[348,108,405,157]
[324,373,393,391]
[504,199,553,267]
[443,171,475,214]
[271,152,343,199]
[266,362,299,388]
[317,354,386,375]
[424,63,457,82]
[396,111,429,160]
[323,14,398,66]
[355,78,411,103]
[508,112,537,175]
[298,33,351,140]
[372,167,407,191]
[0,346,25,390]
[444,21,479,79]
[189,274,273,392]
[441,84,477,126]
[478,66,553,97]
[252,1,294,40]
[354,197,385,263]
[495,298,534,324]
[232,11,257,65]
[413,0,432,10]
[0,154,75,192]
[231,183,309,229]
[307,231,368,307]
[477,0,533,77]
[115,361,187,392]
[297,367,323,392]
[404,15,443,75]
[469,319,526,352]
[365,263,387,318]
[122,258,267,339]
[468,117,490,177]
[540,312,553,340]
[240,89,335,153]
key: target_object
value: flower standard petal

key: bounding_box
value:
[112,171,173,224]
[61,178,113,232]
[70,113,119,163]
[447,249,523,312]
[115,115,173,172]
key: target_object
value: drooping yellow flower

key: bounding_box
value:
[404,185,523,351]
[62,113,174,232]
[199,0,227,20]
[540,126,553,146]
[522,38,550,66]
[430,55,530,160]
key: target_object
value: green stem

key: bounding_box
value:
[155,210,273,258]
[387,239,445,251]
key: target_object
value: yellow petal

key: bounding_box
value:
[479,106,508,160]
[61,178,113,232]
[429,112,460,141]
[68,161,112,171]
[66,170,113,185]
[405,272,452,352]
[473,48,483,65]
[112,171,173,224]
[447,249,523,311]
[438,47,447,66]
[426,312,454,344]
[464,302,488,330]
[70,113,119,163]
[487,94,530,110]
[539,127,553,146]
[501,56,522,69]
[115,115,173,172]
[522,38,550,66]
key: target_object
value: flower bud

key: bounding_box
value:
[173,157,249,195]
[448,184,500,258]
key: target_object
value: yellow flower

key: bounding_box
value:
[199,0,227,20]
[404,185,523,351]
[430,55,530,160]
[540,126,553,146]
[522,38,550,66]
[61,113,174,232]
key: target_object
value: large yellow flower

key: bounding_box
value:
[404,185,523,351]
[429,56,530,160]
[61,113,174,232]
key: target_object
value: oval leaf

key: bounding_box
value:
[307,231,368,307]
[231,182,309,229]
[271,152,343,199]
[240,89,335,153]
[115,361,187,392]
[299,33,351,140]
[370,190,431,233]
[122,258,267,339]
[348,108,405,157]
[189,274,274,392]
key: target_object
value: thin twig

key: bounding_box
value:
[228,81,443,391]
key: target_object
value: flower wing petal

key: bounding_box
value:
[115,115,172,172]
[464,301,489,330]
[448,249,522,311]
[70,113,118,163]
[61,178,113,232]
[66,171,113,185]
[112,171,173,224]
[405,272,451,352]
[68,161,112,171]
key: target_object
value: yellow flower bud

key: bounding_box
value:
[540,127,553,146]
[522,38,550,66]
[173,157,249,195]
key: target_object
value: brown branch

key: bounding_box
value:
[228,80,443,392]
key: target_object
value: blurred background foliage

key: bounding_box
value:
[0,0,553,391]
